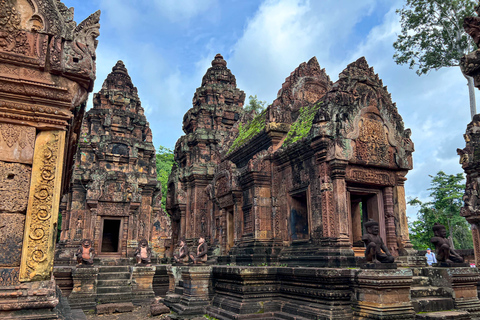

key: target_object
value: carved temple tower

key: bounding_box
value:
[58,61,171,259]
[167,54,245,247]
[0,0,99,318]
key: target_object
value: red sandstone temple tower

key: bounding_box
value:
[58,61,171,260]
[167,54,245,249]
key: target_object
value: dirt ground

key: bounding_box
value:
[83,304,207,320]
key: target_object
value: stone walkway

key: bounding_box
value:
[84,305,172,320]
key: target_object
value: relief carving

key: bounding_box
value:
[0,123,35,164]
[97,202,129,216]
[0,161,31,212]
[20,130,65,281]
[346,167,394,186]
[356,118,390,166]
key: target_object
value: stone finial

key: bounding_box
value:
[112,60,128,74]
[212,53,227,67]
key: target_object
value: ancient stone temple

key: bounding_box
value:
[58,61,171,260]
[165,55,480,320]
[168,55,416,266]
[167,53,245,250]
[0,0,99,318]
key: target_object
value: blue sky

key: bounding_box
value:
[64,0,473,219]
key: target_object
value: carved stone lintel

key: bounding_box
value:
[19,130,65,282]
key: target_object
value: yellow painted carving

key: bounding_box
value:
[20,130,65,282]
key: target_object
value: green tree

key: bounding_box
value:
[156,145,175,211]
[244,95,266,113]
[393,0,478,118]
[408,171,473,250]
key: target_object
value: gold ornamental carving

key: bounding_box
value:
[19,130,65,282]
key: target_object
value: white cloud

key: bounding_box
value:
[152,0,218,23]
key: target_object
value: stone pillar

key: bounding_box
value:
[68,267,98,310]
[425,267,480,317]
[164,265,183,305]
[170,266,213,317]
[472,223,480,267]
[20,130,66,282]
[330,160,350,246]
[353,268,415,319]
[131,266,156,304]
[383,187,398,256]
[393,174,413,253]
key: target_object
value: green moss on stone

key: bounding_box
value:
[228,109,267,154]
[282,102,322,147]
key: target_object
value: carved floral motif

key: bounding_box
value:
[20,131,65,281]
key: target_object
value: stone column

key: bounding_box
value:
[353,268,415,319]
[330,160,350,246]
[472,223,480,267]
[68,266,98,310]
[383,187,398,256]
[131,266,156,304]
[171,266,213,317]
[394,173,414,253]
[19,130,66,282]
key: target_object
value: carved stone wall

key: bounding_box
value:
[0,0,100,318]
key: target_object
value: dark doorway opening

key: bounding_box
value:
[101,219,121,252]
[290,191,309,241]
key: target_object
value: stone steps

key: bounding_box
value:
[411,286,451,298]
[412,276,430,286]
[412,297,455,313]
[97,271,131,280]
[97,279,130,287]
[274,311,313,320]
[96,266,133,304]
[96,292,133,304]
[97,285,132,294]
[415,310,471,319]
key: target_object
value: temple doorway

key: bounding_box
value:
[347,187,386,255]
[100,218,122,255]
[289,191,309,241]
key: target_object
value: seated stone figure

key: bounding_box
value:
[173,238,189,264]
[362,219,394,263]
[76,239,95,266]
[189,236,208,264]
[431,223,464,263]
[135,238,152,265]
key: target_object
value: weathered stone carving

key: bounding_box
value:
[173,238,188,264]
[431,223,464,263]
[20,130,65,281]
[189,237,208,264]
[76,238,95,265]
[0,161,31,212]
[362,219,394,263]
[135,238,152,265]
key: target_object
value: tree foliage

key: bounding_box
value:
[408,171,473,250]
[393,0,476,75]
[156,145,175,211]
[393,0,478,117]
[244,95,266,113]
